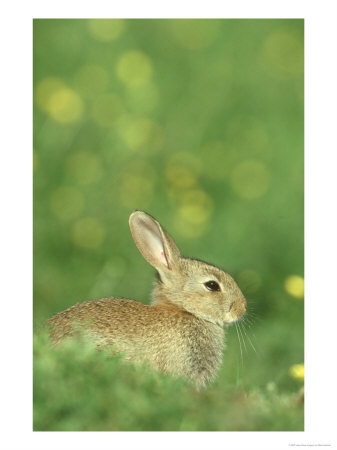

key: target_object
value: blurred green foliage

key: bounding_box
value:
[34,330,304,431]
[33,19,304,431]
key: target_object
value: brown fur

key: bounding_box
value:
[47,211,247,389]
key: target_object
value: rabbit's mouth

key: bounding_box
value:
[223,315,243,327]
[223,315,237,325]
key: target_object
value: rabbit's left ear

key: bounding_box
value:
[129,211,180,271]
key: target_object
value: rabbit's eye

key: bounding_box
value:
[204,280,221,292]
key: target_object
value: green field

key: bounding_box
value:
[33,19,304,431]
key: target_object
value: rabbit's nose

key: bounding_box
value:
[230,297,246,318]
[240,297,247,315]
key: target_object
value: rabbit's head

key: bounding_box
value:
[129,211,246,327]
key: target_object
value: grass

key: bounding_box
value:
[34,318,304,431]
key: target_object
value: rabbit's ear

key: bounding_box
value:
[129,211,180,271]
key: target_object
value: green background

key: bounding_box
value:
[33,19,304,431]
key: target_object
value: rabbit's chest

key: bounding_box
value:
[146,321,224,384]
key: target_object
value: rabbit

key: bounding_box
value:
[47,210,247,389]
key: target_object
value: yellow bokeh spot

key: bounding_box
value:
[236,269,261,293]
[173,215,207,239]
[66,151,104,185]
[92,93,124,127]
[116,50,153,88]
[230,160,271,199]
[284,275,304,299]
[88,19,125,42]
[178,189,213,225]
[126,82,159,114]
[119,116,164,153]
[74,64,109,99]
[48,88,83,123]
[118,160,156,209]
[261,30,304,77]
[35,77,64,110]
[72,217,106,249]
[35,78,84,124]
[178,203,210,226]
[289,364,304,382]
[50,186,85,221]
[173,188,213,238]
[35,77,84,123]
[164,153,211,235]
[165,153,203,203]
[169,19,220,50]
[165,151,202,195]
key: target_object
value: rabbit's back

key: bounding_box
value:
[49,297,155,344]
[48,297,225,387]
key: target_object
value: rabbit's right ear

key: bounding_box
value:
[129,211,180,272]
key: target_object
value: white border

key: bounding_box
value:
[1,1,337,449]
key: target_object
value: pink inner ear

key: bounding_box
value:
[160,250,170,269]
[142,226,169,269]
[130,212,172,271]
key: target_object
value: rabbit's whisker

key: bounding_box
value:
[241,321,259,357]
[237,321,248,354]
[235,322,244,366]
[242,316,255,327]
